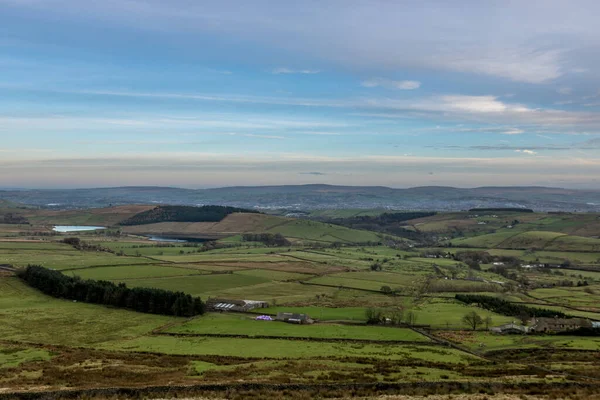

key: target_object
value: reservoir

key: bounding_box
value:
[145,235,212,243]
[53,226,107,233]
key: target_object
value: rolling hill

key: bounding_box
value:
[1,184,599,211]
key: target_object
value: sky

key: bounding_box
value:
[2,0,600,189]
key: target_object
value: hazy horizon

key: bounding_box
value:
[3,1,600,189]
[2,183,600,192]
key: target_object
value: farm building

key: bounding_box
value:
[276,312,314,324]
[490,322,529,335]
[206,298,268,312]
[530,317,592,333]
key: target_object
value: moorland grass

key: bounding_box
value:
[0,277,175,347]
[99,335,477,363]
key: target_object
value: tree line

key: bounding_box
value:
[18,265,205,317]
[324,212,436,242]
[468,208,533,213]
[120,205,259,226]
[455,294,567,321]
[242,233,291,246]
[0,212,29,224]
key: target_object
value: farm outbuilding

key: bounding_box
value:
[490,323,529,335]
[206,298,269,312]
[276,312,314,324]
[530,317,592,333]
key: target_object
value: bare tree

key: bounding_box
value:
[406,310,418,326]
[484,316,493,330]
[389,307,404,325]
[462,311,484,330]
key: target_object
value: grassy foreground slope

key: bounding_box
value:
[0,277,174,346]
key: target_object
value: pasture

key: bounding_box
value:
[1,209,600,394]
[167,313,429,341]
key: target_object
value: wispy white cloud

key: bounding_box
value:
[515,149,537,155]
[42,88,600,132]
[430,48,565,84]
[502,128,524,135]
[361,78,421,90]
[557,87,573,95]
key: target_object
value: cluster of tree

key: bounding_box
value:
[242,233,291,246]
[62,237,114,253]
[0,213,29,224]
[468,208,533,213]
[462,311,493,330]
[18,265,205,317]
[455,294,568,322]
[489,264,519,281]
[365,307,417,325]
[120,205,259,226]
[322,212,436,242]
[452,251,522,271]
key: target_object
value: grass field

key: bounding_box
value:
[0,277,175,347]
[2,210,600,394]
[0,345,52,368]
[167,313,430,341]
[250,306,369,321]
[100,336,475,363]
[0,248,155,269]
[443,331,600,352]
[120,273,270,296]
[66,264,209,280]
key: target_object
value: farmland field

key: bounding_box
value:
[1,207,600,397]
[167,313,429,341]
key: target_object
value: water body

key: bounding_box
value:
[147,236,188,243]
[53,226,106,233]
[146,235,212,243]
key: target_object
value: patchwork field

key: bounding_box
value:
[1,208,600,397]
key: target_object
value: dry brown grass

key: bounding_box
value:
[121,213,285,237]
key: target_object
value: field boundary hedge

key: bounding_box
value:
[455,294,569,319]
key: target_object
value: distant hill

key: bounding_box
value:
[1,185,599,212]
[120,205,259,226]
[121,212,384,243]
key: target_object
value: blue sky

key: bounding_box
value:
[2,0,600,188]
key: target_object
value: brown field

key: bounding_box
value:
[122,213,286,237]
[22,205,155,226]
[196,261,347,274]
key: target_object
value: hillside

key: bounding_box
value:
[120,205,258,225]
[122,212,383,243]
[2,184,600,211]
[21,205,156,226]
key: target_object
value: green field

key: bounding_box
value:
[66,264,208,280]
[2,208,600,394]
[0,277,175,346]
[0,346,52,368]
[100,336,474,363]
[120,273,270,296]
[168,313,429,341]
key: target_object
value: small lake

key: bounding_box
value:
[147,236,188,243]
[53,226,107,233]
[145,235,212,243]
